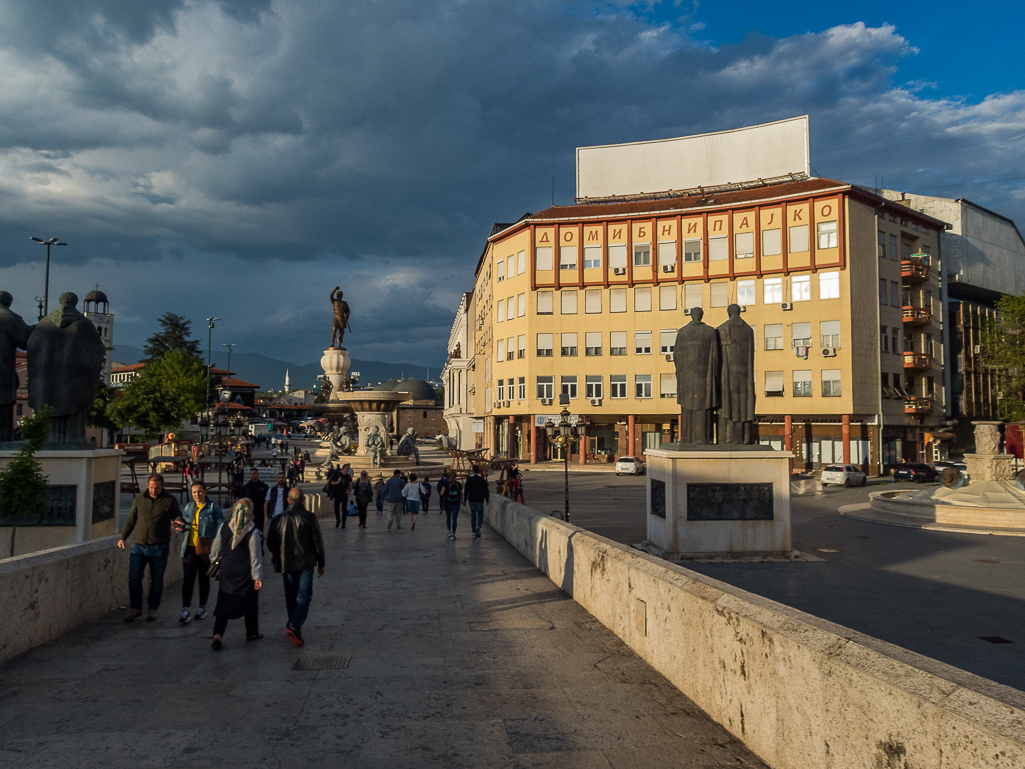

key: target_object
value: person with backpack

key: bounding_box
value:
[443,475,463,540]
[436,472,450,515]
[463,465,489,539]
[419,476,432,514]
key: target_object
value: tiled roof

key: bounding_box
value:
[112,362,146,373]
[223,377,259,388]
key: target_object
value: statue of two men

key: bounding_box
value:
[673,304,755,446]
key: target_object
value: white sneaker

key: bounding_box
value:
[195,606,207,620]
[178,608,191,624]
[446,532,453,540]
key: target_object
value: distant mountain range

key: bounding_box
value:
[111,346,439,391]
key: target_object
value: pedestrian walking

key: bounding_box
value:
[403,472,421,530]
[383,469,405,530]
[443,475,463,540]
[419,476,432,514]
[266,488,326,647]
[327,462,352,528]
[210,499,263,649]
[437,472,451,514]
[117,474,182,622]
[374,475,385,515]
[264,472,290,522]
[240,468,270,533]
[352,470,374,528]
[176,481,224,624]
[464,465,489,539]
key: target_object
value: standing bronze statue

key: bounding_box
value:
[330,287,351,348]
[673,307,720,444]
[0,291,32,442]
[26,292,105,445]
[717,304,756,445]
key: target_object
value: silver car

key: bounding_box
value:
[820,464,867,487]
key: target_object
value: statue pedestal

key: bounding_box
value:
[643,447,793,559]
[962,453,1016,482]
[0,449,122,558]
[320,348,351,393]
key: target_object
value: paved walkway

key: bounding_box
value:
[0,505,765,768]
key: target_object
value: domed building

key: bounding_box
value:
[389,377,446,439]
[83,286,114,385]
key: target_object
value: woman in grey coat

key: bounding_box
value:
[210,499,263,650]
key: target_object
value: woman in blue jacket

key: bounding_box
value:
[175,481,224,624]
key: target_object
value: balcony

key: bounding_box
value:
[902,305,932,326]
[904,396,934,415]
[903,352,933,370]
[901,260,929,283]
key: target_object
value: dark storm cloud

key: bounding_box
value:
[0,2,1021,367]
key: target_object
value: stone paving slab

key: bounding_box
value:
[0,507,766,768]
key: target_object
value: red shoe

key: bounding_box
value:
[286,624,304,647]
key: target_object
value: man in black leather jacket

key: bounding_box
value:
[267,488,326,647]
[240,468,270,532]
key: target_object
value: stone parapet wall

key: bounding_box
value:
[0,533,184,664]
[486,496,1024,769]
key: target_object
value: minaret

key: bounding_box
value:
[83,285,114,385]
[284,368,290,392]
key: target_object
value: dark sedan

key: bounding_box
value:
[892,463,939,483]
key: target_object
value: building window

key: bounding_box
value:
[16,404,23,415]
[819,271,839,300]
[537,376,554,400]
[507,259,514,280]
[609,243,627,273]
[793,370,812,397]
[586,375,603,399]
[508,337,514,359]
[610,374,627,399]
[880,325,889,352]
[765,371,784,396]
[762,228,781,256]
[517,293,526,317]
[737,280,755,306]
[820,320,840,348]
[792,322,811,348]
[891,327,899,354]
[902,240,913,260]
[536,333,553,357]
[561,290,577,314]
[789,225,809,253]
[537,291,553,314]
[684,239,702,263]
[759,278,782,307]
[560,246,577,271]
[585,332,602,356]
[710,283,728,307]
[890,281,900,307]
[634,331,652,355]
[484,386,491,411]
[659,329,676,354]
[684,284,702,309]
[634,286,652,312]
[584,245,601,269]
[792,275,811,302]
[817,221,838,249]
[507,298,515,321]
[517,377,525,400]
[879,279,887,305]
[518,250,526,274]
[660,373,676,398]
[635,374,652,398]
[536,247,553,270]
[888,235,897,262]
[657,241,676,270]
[633,243,651,266]
[822,369,841,397]
[497,339,505,362]
[561,376,578,399]
[497,379,504,401]
[878,230,886,258]
[610,287,627,313]
[497,260,504,281]
[735,232,754,259]
[659,285,677,311]
[610,331,627,356]
[764,324,783,350]
[518,335,526,359]
[584,289,602,313]
[561,333,578,357]
[708,236,728,261]
[496,299,504,322]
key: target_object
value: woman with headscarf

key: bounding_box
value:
[209,498,263,650]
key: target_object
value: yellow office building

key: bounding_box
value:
[467,177,946,474]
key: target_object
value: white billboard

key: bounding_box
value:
[576,116,809,200]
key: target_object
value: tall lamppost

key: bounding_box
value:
[545,397,580,523]
[34,296,44,322]
[222,343,236,403]
[29,237,66,315]
[205,317,220,429]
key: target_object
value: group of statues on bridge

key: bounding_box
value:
[323,418,419,469]
[0,291,104,445]
[673,304,756,446]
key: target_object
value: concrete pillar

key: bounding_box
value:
[579,423,587,465]
[784,414,793,475]
[842,414,851,465]
[628,415,636,456]
[530,417,537,464]
[509,415,516,459]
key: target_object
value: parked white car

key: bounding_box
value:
[615,456,645,476]
[820,464,867,487]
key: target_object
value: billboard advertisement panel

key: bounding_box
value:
[576,116,809,200]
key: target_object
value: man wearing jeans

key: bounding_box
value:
[382,469,405,530]
[267,488,326,647]
[117,474,182,622]
[463,465,489,539]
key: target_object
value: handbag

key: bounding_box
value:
[196,537,213,556]
[207,556,222,580]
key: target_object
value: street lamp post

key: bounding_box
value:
[205,317,220,430]
[222,343,236,382]
[29,237,66,315]
[34,296,44,322]
[545,400,579,523]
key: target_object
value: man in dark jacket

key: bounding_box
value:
[464,465,490,540]
[240,468,270,532]
[118,474,182,622]
[267,488,326,647]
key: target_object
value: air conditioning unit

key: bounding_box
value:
[540,398,552,406]
[662,265,675,273]
[974,345,981,354]
[822,347,837,357]
[683,308,691,316]
[613,267,626,275]
[665,353,674,362]
[781,302,793,311]
[493,401,500,409]
[589,398,602,406]
[503,401,510,408]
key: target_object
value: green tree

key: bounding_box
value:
[107,349,206,440]
[982,294,1025,420]
[87,383,120,443]
[0,406,52,558]
[143,312,202,362]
